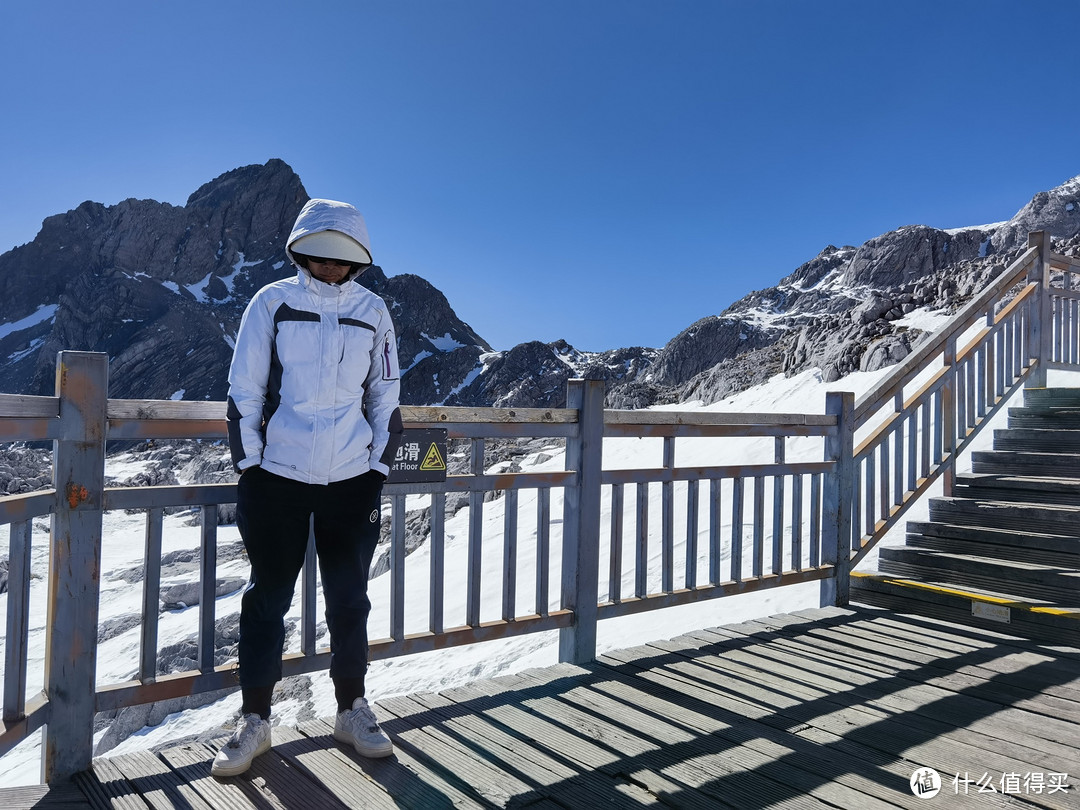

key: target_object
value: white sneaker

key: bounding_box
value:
[334,697,393,758]
[211,713,271,777]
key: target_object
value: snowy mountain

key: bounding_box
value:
[4,166,1080,784]
[2,160,1079,409]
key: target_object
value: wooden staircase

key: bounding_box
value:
[851,387,1080,646]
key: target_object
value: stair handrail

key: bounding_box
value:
[847,235,1056,567]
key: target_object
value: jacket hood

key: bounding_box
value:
[286,198,373,282]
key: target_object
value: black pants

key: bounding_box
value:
[235,466,383,699]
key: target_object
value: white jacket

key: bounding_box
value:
[226,200,402,484]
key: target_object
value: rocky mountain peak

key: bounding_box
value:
[0,160,487,403]
[3,165,1080,412]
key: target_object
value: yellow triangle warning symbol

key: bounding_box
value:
[420,442,446,471]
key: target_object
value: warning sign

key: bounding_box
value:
[388,428,448,483]
[420,442,445,471]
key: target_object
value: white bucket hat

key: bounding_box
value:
[291,230,372,265]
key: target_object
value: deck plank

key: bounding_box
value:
[101,750,216,810]
[736,616,1080,761]
[293,718,490,809]
[8,606,1080,810]
[549,661,924,809]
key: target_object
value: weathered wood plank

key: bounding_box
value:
[602,461,834,487]
[0,393,59,418]
[605,410,836,427]
[438,667,816,809]
[515,664,907,809]
[43,606,1080,810]
[155,741,287,810]
[572,662,924,809]
[1049,251,1080,272]
[600,624,1062,808]
[708,615,1080,803]
[0,782,93,810]
[290,718,489,810]
[103,749,216,810]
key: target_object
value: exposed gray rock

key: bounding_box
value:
[860,334,913,373]
[160,577,247,610]
[0,160,489,408]
[93,687,236,757]
[651,317,777,389]
[107,540,247,585]
[4,162,1080,420]
[992,177,1080,253]
[0,445,52,495]
[98,613,144,643]
[155,612,252,675]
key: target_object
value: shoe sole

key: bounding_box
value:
[333,729,394,758]
[210,736,272,778]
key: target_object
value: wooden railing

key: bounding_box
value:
[1,230,1075,784]
[848,231,1080,569]
[0,365,844,783]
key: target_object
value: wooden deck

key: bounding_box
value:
[9,604,1080,809]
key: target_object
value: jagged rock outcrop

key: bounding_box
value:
[664,176,1080,403]
[651,317,778,389]
[0,160,489,405]
[991,176,1080,253]
[4,163,1080,413]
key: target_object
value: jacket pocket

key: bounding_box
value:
[338,319,375,394]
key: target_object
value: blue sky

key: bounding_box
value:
[3,1,1079,352]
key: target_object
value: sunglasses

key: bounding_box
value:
[300,254,355,267]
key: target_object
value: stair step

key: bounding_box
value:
[1023,387,1080,409]
[850,572,1080,647]
[970,450,1080,478]
[928,496,1080,534]
[858,386,1080,646]
[1007,408,1080,429]
[993,427,1080,452]
[877,547,1080,604]
[906,522,1080,567]
[953,472,1080,507]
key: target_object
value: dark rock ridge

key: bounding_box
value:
[2,161,1080,411]
[0,159,491,404]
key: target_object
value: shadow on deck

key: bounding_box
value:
[8,605,1080,809]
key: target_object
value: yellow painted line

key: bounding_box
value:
[851,571,1080,618]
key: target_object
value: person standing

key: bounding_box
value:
[212,198,403,778]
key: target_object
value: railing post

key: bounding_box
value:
[44,351,107,783]
[942,335,957,497]
[821,391,853,608]
[559,378,604,664]
[1027,230,1052,388]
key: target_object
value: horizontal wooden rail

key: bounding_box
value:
[598,567,832,618]
[604,410,836,426]
[1049,250,1080,272]
[0,491,55,524]
[0,394,59,418]
[602,460,834,485]
[0,695,49,761]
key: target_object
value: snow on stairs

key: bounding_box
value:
[851,387,1080,646]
